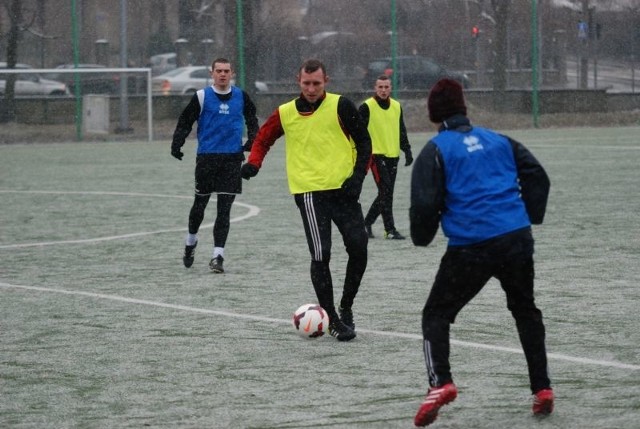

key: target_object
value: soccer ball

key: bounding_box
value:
[292,303,329,338]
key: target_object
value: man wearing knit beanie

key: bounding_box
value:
[427,78,467,123]
[410,78,554,426]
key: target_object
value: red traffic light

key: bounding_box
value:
[472,26,480,38]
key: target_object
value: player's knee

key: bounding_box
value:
[311,250,331,263]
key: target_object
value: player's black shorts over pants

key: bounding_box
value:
[422,227,551,393]
[194,153,244,195]
[189,153,243,246]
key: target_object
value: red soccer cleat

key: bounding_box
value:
[414,382,458,427]
[532,388,554,415]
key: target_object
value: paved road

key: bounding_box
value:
[565,58,640,92]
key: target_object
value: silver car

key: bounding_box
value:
[152,66,212,96]
[0,63,69,96]
[149,53,177,76]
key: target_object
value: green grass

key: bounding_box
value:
[1,127,639,428]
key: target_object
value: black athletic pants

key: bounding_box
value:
[364,155,399,232]
[294,189,368,321]
[421,228,551,394]
[188,193,236,248]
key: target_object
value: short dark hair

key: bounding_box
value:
[376,74,391,81]
[211,58,231,69]
[299,59,326,76]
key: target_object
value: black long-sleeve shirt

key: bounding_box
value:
[171,87,259,148]
[410,115,550,247]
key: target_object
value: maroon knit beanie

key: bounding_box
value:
[428,78,467,123]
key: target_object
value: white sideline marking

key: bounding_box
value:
[1,282,639,372]
[530,144,640,150]
[0,190,260,249]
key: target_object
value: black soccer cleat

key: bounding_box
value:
[209,255,224,273]
[384,229,406,240]
[183,242,197,268]
[365,224,374,239]
[339,306,355,330]
[328,319,356,342]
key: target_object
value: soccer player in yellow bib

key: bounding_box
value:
[359,74,413,240]
[241,59,372,341]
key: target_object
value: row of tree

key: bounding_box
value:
[3,0,640,122]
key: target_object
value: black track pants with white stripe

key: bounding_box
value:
[421,229,551,393]
[294,190,368,320]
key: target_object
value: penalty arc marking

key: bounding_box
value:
[0,190,260,249]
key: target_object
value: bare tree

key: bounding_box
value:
[1,0,24,122]
[147,1,173,57]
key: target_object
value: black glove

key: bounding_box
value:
[243,140,253,152]
[240,163,259,180]
[404,150,414,167]
[341,175,363,198]
[171,144,184,161]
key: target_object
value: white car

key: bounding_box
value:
[152,66,212,96]
[0,62,69,96]
[149,53,177,76]
[152,65,269,96]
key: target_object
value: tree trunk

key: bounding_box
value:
[1,0,22,123]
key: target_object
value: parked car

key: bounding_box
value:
[152,66,212,95]
[45,64,148,95]
[0,62,69,96]
[149,53,177,76]
[44,64,118,94]
[363,56,470,90]
[47,64,120,94]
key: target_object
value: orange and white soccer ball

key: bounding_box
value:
[292,303,329,338]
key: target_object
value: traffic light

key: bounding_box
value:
[472,25,480,39]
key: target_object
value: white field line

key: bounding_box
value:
[1,281,638,372]
[2,189,639,371]
[528,144,640,149]
[0,190,260,249]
